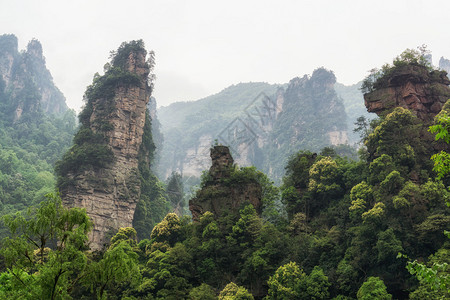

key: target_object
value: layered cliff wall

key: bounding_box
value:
[364,65,450,122]
[57,41,153,250]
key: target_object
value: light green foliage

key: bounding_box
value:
[188,283,217,300]
[366,108,420,172]
[287,212,309,235]
[306,266,331,299]
[219,282,254,300]
[368,154,394,184]
[110,227,138,248]
[361,202,385,224]
[392,181,419,209]
[407,246,450,299]
[231,205,262,247]
[266,262,330,300]
[357,277,392,300]
[308,157,341,196]
[421,179,449,207]
[141,242,193,299]
[349,181,373,218]
[150,213,182,246]
[0,193,91,300]
[430,113,450,181]
[84,240,140,299]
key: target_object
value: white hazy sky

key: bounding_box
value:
[1,0,450,110]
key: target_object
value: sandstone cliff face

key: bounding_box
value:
[0,34,67,119]
[189,146,262,221]
[60,45,151,250]
[364,65,450,122]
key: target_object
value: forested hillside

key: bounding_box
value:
[0,34,76,229]
[0,37,449,300]
[158,68,356,185]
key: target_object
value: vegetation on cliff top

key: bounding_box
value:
[55,40,147,188]
[361,45,445,94]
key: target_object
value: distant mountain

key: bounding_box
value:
[0,34,76,227]
[335,81,375,142]
[439,56,450,73]
[157,68,355,182]
[0,34,67,122]
[157,82,281,179]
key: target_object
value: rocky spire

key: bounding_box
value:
[189,146,262,221]
[59,41,152,250]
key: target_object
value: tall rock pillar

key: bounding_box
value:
[58,41,151,250]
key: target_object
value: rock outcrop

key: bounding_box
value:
[189,146,262,221]
[59,41,152,250]
[0,34,67,119]
[364,65,450,122]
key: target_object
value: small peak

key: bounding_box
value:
[210,145,234,180]
[311,67,336,85]
[0,34,18,54]
[26,39,44,61]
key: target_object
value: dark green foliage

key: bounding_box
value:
[55,127,114,186]
[133,110,171,240]
[166,172,184,214]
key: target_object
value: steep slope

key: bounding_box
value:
[264,68,348,178]
[0,34,67,121]
[158,68,349,182]
[157,82,280,178]
[56,40,169,249]
[335,81,374,143]
[0,35,76,227]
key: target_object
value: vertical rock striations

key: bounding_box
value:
[57,41,153,250]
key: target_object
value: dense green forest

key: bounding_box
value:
[0,34,77,237]
[0,38,449,300]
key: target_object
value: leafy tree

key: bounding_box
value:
[356,277,392,300]
[83,239,140,299]
[0,193,91,299]
[188,283,217,300]
[219,282,254,300]
[266,262,330,300]
[150,213,182,246]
